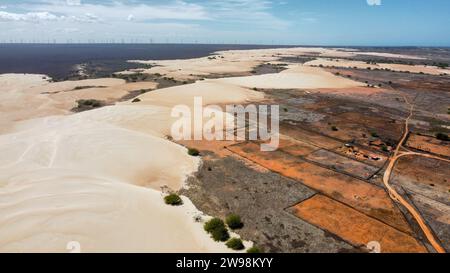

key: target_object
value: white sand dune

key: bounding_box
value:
[133,81,265,108]
[128,47,425,81]
[129,57,260,80]
[0,170,229,253]
[305,58,449,75]
[0,104,243,252]
[352,52,426,60]
[0,73,264,252]
[210,65,363,90]
[0,104,229,252]
[0,74,156,133]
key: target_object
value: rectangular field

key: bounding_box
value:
[291,195,427,253]
[305,149,380,179]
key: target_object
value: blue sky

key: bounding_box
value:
[0,0,449,45]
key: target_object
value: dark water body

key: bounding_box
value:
[0,44,295,80]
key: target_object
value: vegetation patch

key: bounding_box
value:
[73,85,106,90]
[204,218,230,242]
[164,194,183,206]
[226,238,245,251]
[436,132,449,141]
[247,246,263,253]
[188,148,200,157]
[226,214,244,230]
[73,99,104,112]
[436,62,449,69]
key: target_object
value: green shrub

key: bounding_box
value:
[211,227,230,242]
[132,98,141,103]
[331,126,339,132]
[436,133,449,141]
[204,218,226,233]
[164,194,183,206]
[81,99,92,106]
[247,246,263,253]
[226,214,244,230]
[188,148,200,156]
[226,238,245,250]
[371,132,379,138]
[77,99,102,108]
[204,218,230,242]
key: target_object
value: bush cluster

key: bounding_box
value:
[226,238,245,250]
[77,99,102,108]
[204,218,230,242]
[188,148,200,156]
[226,214,244,230]
[164,194,183,206]
[436,133,449,141]
[247,246,263,253]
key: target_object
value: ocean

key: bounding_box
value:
[0,43,292,80]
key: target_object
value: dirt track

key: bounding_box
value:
[382,95,447,253]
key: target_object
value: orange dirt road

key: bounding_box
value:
[383,96,447,253]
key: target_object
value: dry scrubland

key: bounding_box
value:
[0,47,449,252]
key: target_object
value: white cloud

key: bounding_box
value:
[204,0,290,29]
[30,1,210,22]
[367,0,382,6]
[0,11,63,22]
[66,0,81,6]
[0,0,291,43]
[0,0,287,28]
[72,12,101,23]
[0,10,101,24]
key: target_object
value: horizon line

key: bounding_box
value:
[0,42,449,48]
